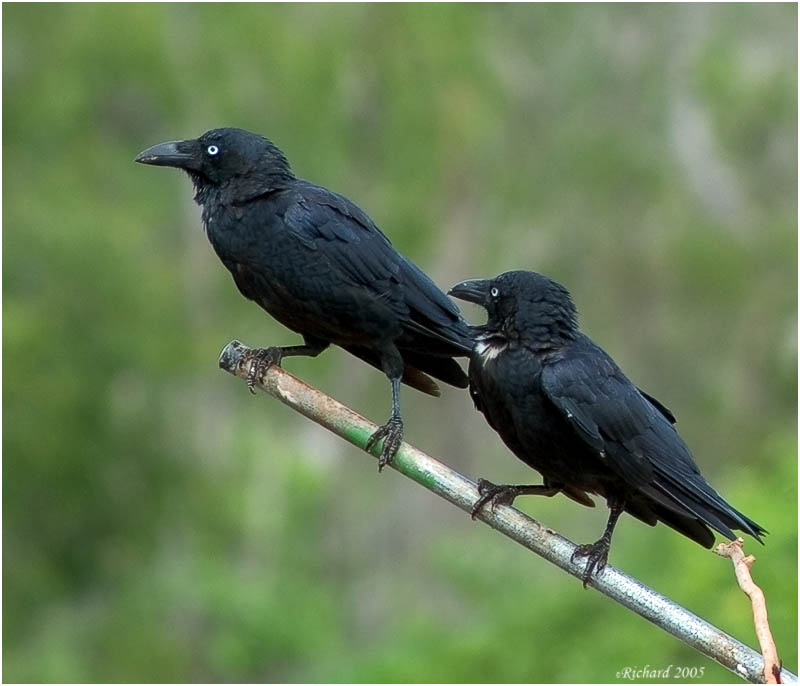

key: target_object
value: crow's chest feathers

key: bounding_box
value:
[472,340,546,408]
[474,337,507,365]
[203,200,280,264]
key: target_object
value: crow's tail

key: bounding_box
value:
[635,474,767,548]
[342,345,468,396]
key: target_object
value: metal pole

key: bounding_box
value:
[219,340,796,685]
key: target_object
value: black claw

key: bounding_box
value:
[470,479,523,519]
[571,540,611,588]
[245,347,283,393]
[366,416,403,471]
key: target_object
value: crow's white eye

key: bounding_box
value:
[490,287,500,298]
[207,145,219,156]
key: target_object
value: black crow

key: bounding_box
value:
[135,127,471,468]
[449,270,765,585]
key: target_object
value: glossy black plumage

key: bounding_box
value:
[136,128,471,467]
[449,270,765,584]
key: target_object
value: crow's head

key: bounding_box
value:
[135,128,293,201]
[448,270,578,348]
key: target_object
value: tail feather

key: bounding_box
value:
[650,482,738,541]
[638,477,766,547]
[401,367,441,396]
[341,344,465,396]
[625,495,716,548]
[401,351,468,389]
[403,317,473,356]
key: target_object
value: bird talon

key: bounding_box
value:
[137,129,473,500]
[471,488,497,519]
[450,273,766,581]
[245,347,283,392]
[367,416,403,471]
[571,541,610,587]
[476,478,496,497]
[470,479,518,519]
[470,495,493,519]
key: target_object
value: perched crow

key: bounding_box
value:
[449,270,765,584]
[136,127,471,468]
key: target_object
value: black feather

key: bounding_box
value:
[452,269,766,579]
[136,127,470,466]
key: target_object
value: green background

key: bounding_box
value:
[4,3,796,683]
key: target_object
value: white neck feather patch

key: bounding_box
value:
[475,338,507,363]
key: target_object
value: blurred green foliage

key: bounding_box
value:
[3,3,796,682]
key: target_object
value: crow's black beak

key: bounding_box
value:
[134,139,197,169]
[448,278,491,306]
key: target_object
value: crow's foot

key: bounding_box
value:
[366,416,404,472]
[471,480,522,519]
[470,480,560,519]
[245,347,283,393]
[571,538,611,588]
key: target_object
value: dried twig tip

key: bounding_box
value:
[716,537,781,684]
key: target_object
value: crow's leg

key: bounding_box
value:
[571,494,625,587]
[470,479,561,519]
[366,348,405,471]
[366,377,403,471]
[245,336,329,393]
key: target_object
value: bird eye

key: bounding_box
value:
[207,145,219,156]
[490,287,500,298]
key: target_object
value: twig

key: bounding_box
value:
[716,538,782,683]
[218,339,796,685]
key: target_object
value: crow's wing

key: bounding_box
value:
[540,343,657,487]
[541,337,765,542]
[637,388,676,424]
[283,182,470,351]
[283,185,401,287]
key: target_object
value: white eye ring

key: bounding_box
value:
[490,287,500,298]
[207,145,219,156]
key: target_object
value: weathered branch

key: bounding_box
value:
[716,538,782,683]
[219,340,796,685]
